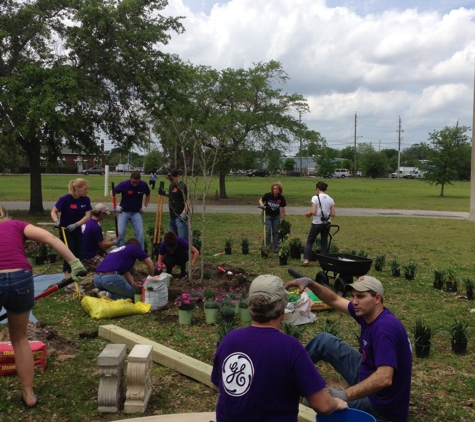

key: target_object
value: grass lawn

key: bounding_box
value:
[0,173,471,211]
[0,177,474,421]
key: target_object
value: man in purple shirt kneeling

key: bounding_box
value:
[285,275,412,422]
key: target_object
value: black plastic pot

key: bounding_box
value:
[375,265,383,272]
[47,253,57,263]
[290,247,301,259]
[224,248,232,255]
[279,256,288,266]
[445,281,457,293]
[451,340,467,355]
[415,343,431,358]
[261,251,268,258]
[467,290,473,300]
[241,248,249,255]
[404,272,415,281]
[392,269,401,277]
[433,280,443,290]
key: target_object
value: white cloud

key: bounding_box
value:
[162,0,475,149]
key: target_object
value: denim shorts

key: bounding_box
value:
[0,270,35,315]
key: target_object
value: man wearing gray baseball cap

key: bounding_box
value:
[285,275,412,422]
[211,274,347,421]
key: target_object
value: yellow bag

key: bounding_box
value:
[81,296,151,320]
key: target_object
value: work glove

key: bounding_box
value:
[258,204,265,210]
[54,219,61,228]
[179,213,188,223]
[112,238,119,246]
[140,205,147,213]
[325,388,348,402]
[284,276,314,293]
[69,259,87,283]
[66,223,78,232]
[158,188,166,196]
[115,205,123,213]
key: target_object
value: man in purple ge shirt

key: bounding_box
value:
[285,275,412,422]
[111,171,150,249]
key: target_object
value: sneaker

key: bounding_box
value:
[65,283,84,293]
[89,288,100,297]
[97,291,111,299]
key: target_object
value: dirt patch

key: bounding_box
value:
[0,320,79,359]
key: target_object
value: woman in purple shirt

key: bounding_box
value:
[51,178,92,289]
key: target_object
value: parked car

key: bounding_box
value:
[390,172,398,178]
[81,167,105,175]
[247,169,270,177]
[333,168,350,178]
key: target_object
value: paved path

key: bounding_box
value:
[2,201,469,220]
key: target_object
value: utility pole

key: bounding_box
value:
[397,117,403,179]
[299,111,303,177]
[354,112,357,176]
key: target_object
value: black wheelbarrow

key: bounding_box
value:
[314,253,373,295]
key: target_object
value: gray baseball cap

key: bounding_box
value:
[249,275,287,303]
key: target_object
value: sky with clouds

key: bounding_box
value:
[160,0,475,154]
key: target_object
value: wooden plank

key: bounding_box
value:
[99,324,316,422]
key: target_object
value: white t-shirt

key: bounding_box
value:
[311,193,335,225]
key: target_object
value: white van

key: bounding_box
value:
[333,168,350,178]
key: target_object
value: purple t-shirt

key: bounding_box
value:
[0,220,32,272]
[211,326,326,422]
[349,302,412,422]
[82,219,104,259]
[158,237,189,256]
[114,180,150,212]
[96,244,148,274]
[55,194,92,232]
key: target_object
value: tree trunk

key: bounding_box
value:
[219,172,228,199]
[440,183,445,197]
[27,138,45,215]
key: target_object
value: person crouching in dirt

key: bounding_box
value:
[82,203,118,271]
[157,231,199,280]
[93,238,155,299]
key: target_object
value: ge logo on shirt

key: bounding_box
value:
[222,352,254,397]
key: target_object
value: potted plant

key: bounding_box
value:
[214,319,236,347]
[240,236,250,255]
[220,303,236,323]
[449,319,469,355]
[402,260,418,280]
[310,241,320,262]
[224,238,233,255]
[260,245,270,258]
[278,240,290,266]
[432,269,446,290]
[174,293,197,325]
[411,317,432,358]
[277,219,291,242]
[445,268,457,292]
[44,244,57,263]
[357,250,368,258]
[374,254,386,272]
[203,299,220,324]
[288,237,302,259]
[25,240,40,266]
[461,277,474,300]
[132,282,143,303]
[238,299,251,322]
[235,273,247,285]
[281,322,306,341]
[203,287,217,301]
[390,259,401,277]
[189,290,203,305]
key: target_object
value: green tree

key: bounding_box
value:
[144,150,166,174]
[314,149,336,177]
[283,158,296,172]
[420,125,471,197]
[360,147,389,179]
[0,0,182,213]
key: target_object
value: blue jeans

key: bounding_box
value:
[93,274,133,300]
[305,333,389,422]
[303,223,329,259]
[265,214,281,251]
[168,217,189,241]
[0,270,34,314]
[117,211,144,249]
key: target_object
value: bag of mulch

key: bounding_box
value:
[81,296,151,320]
[283,292,317,325]
[143,275,168,310]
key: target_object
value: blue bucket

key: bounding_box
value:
[317,408,376,422]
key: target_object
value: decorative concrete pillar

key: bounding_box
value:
[97,343,126,412]
[124,344,153,413]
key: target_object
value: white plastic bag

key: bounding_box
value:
[283,292,317,325]
[143,275,168,310]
